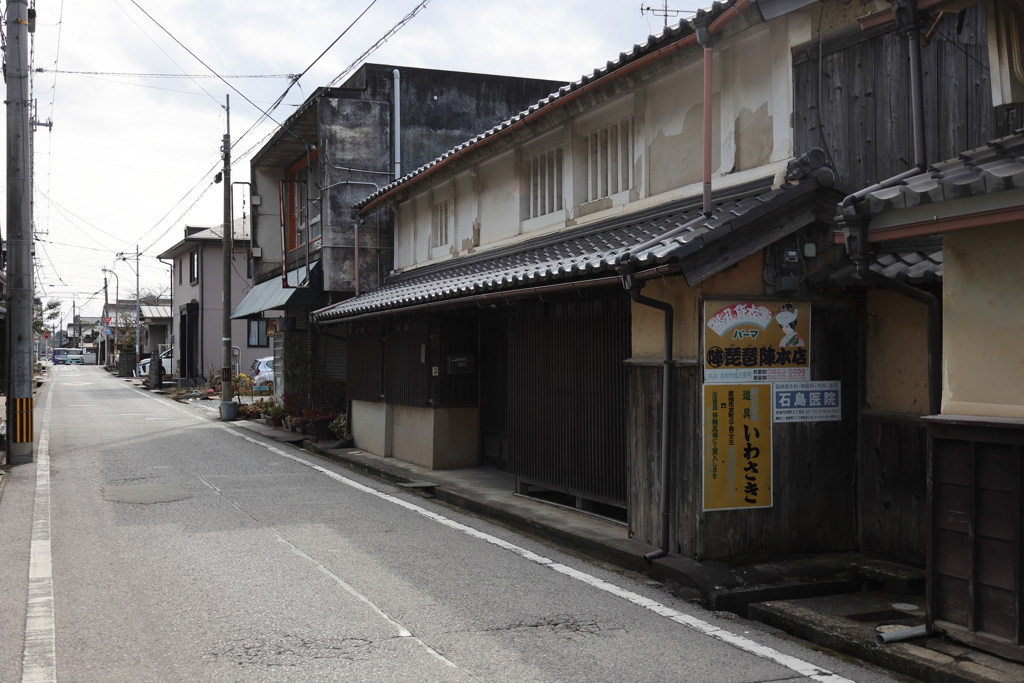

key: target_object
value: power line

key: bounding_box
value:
[36,69,300,78]
[326,0,434,88]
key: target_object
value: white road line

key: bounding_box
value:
[124,378,854,682]
[196,474,471,677]
[22,390,56,683]
[221,425,856,683]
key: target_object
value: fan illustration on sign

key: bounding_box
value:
[705,302,803,349]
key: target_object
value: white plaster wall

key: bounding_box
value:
[942,224,1024,418]
[352,399,392,456]
[388,14,805,275]
[478,150,519,245]
[392,404,434,467]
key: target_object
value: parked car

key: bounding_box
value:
[53,347,69,364]
[138,348,173,377]
[252,356,274,389]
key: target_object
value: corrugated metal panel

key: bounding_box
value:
[508,289,631,504]
[385,317,429,408]
[346,321,381,402]
[320,331,347,381]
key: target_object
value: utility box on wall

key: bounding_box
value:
[446,354,475,374]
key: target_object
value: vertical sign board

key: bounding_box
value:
[703,384,772,510]
[703,300,811,382]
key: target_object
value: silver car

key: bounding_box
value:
[252,356,274,388]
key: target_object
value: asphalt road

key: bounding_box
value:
[0,365,899,682]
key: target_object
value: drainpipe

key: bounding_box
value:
[837,1,940,415]
[614,8,730,562]
[626,279,673,563]
[393,69,401,180]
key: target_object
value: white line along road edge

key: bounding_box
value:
[219,424,855,683]
[22,390,56,683]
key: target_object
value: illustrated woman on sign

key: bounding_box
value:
[774,303,805,348]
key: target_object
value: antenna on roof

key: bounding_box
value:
[639,1,695,27]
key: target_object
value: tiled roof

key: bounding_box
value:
[808,250,943,289]
[849,128,1024,216]
[353,1,739,213]
[313,176,819,322]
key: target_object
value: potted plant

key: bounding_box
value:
[268,403,284,428]
[307,409,336,439]
[329,413,353,448]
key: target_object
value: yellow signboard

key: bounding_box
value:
[704,300,811,383]
[703,383,772,511]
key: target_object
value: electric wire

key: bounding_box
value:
[110,0,221,106]
[325,0,433,88]
[36,69,299,78]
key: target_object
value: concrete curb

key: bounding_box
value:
[749,601,1021,683]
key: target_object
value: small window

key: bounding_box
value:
[527,146,564,219]
[178,257,182,285]
[247,319,269,347]
[431,198,451,248]
[585,117,633,202]
[189,248,200,284]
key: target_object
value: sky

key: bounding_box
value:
[24,0,708,322]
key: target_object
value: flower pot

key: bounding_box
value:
[219,402,238,421]
[310,418,330,438]
[303,409,316,420]
[271,416,284,428]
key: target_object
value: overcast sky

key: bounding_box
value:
[25,0,706,321]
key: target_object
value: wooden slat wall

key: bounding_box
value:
[509,290,631,504]
[928,419,1024,662]
[793,4,1024,192]
[627,363,701,557]
[858,410,928,565]
[629,303,859,561]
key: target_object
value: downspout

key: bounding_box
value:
[614,9,730,563]
[393,69,402,181]
[838,0,941,415]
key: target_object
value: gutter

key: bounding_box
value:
[357,1,752,216]
[837,0,941,415]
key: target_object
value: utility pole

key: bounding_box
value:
[134,245,140,366]
[103,275,108,364]
[220,95,234,418]
[6,0,34,463]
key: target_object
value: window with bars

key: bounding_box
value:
[284,154,321,250]
[432,197,451,248]
[247,319,269,347]
[585,117,633,203]
[526,146,564,219]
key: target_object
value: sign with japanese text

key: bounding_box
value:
[703,383,773,511]
[704,300,811,383]
[772,381,841,422]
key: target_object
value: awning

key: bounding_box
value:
[230,262,319,319]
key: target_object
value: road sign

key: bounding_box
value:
[103,317,111,324]
[43,333,50,339]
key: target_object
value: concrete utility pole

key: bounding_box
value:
[220,95,234,418]
[6,0,34,463]
[134,245,140,366]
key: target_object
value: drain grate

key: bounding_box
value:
[844,609,915,623]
